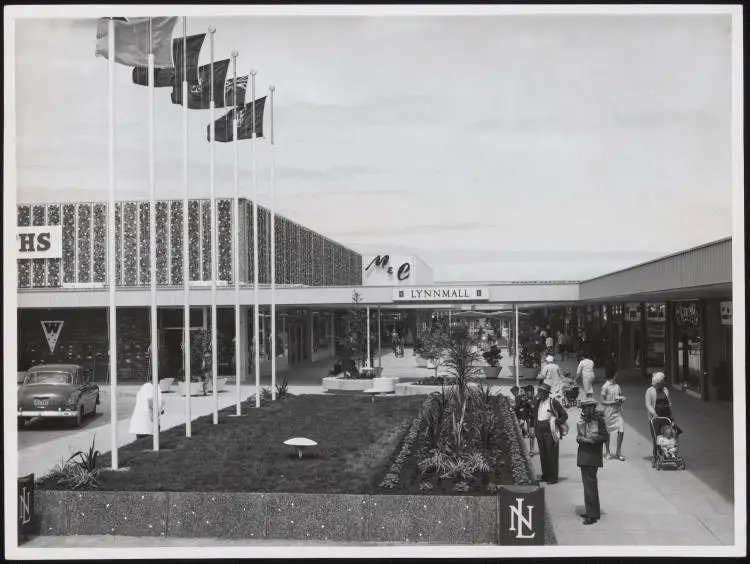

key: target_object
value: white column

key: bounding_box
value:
[107,17,118,470]
[515,304,520,389]
[366,305,371,368]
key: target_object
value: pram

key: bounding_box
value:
[649,416,686,471]
[560,370,578,408]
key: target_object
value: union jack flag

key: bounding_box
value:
[224,76,248,107]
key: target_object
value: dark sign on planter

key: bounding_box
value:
[498,485,544,545]
[18,473,36,541]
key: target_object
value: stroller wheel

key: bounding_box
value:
[656,460,662,471]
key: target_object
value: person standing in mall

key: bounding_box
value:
[576,397,608,525]
[129,376,165,443]
[577,346,597,400]
[600,369,626,461]
[534,382,568,484]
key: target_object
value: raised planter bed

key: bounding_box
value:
[33,490,498,544]
[322,375,396,392]
[395,381,486,396]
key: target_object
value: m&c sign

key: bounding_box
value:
[362,254,413,286]
[16,226,63,259]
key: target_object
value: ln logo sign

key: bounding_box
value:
[365,255,411,281]
[508,497,535,539]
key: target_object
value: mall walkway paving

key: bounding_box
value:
[532,357,736,546]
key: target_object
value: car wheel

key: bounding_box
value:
[74,406,83,428]
[91,398,97,416]
[18,417,27,428]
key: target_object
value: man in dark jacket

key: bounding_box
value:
[533,382,568,484]
[576,397,608,525]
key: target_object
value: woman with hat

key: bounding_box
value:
[576,396,608,525]
[533,382,568,484]
[539,354,564,400]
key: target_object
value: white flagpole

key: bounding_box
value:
[107,17,119,469]
[148,19,160,452]
[231,51,242,416]
[377,305,382,371]
[182,17,192,437]
[515,304,520,390]
[208,26,218,425]
[366,305,371,369]
[251,70,260,408]
[269,85,276,400]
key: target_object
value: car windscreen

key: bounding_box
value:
[24,371,73,385]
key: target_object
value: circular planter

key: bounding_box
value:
[322,375,397,392]
[483,366,502,379]
[395,381,481,396]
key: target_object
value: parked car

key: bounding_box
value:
[17,363,99,428]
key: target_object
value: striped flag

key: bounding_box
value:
[95,17,178,68]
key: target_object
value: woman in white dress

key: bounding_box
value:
[576,347,596,402]
[600,372,626,460]
[129,380,164,440]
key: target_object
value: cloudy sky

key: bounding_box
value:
[12,9,734,282]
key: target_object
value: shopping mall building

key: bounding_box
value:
[15,198,734,403]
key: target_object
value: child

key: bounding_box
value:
[522,385,537,455]
[656,425,678,459]
[510,386,528,437]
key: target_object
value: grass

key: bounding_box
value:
[36,394,425,493]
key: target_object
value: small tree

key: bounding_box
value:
[336,290,376,370]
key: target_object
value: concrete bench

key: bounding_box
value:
[364,377,397,402]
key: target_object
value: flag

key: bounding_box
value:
[224,76,248,107]
[95,17,178,68]
[132,33,205,87]
[209,97,267,142]
[171,60,231,109]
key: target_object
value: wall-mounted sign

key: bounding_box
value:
[41,320,64,353]
[674,302,699,327]
[720,301,732,325]
[363,254,413,286]
[645,303,666,323]
[624,303,641,322]
[393,287,489,302]
[17,226,63,259]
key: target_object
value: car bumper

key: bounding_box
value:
[18,410,78,418]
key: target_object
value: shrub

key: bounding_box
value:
[68,435,101,473]
[276,375,290,399]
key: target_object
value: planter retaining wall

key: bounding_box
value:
[33,490,498,544]
[321,376,395,392]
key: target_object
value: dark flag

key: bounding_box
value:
[171,59,231,109]
[132,33,205,87]
[224,75,248,107]
[209,97,267,142]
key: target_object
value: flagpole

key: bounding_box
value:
[231,51,242,416]
[269,85,276,400]
[208,26,219,425]
[148,19,160,452]
[251,69,260,408]
[366,306,371,369]
[107,17,119,469]
[182,17,192,437]
[515,304,520,390]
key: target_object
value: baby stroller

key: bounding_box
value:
[560,370,578,408]
[649,416,687,471]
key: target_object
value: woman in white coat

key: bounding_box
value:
[129,380,164,440]
[576,346,596,402]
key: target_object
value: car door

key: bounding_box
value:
[80,369,95,413]
[75,369,89,414]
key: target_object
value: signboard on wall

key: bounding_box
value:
[624,303,641,322]
[393,287,489,302]
[645,304,666,322]
[16,226,63,259]
[720,301,732,325]
[674,302,699,327]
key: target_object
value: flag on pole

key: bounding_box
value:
[95,17,178,67]
[224,75,248,107]
[170,60,230,109]
[132,33,205,87]
[210,96,267,142]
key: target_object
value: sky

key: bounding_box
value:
[12,10,735,282]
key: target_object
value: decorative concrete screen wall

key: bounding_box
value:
[17,200,362,289]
